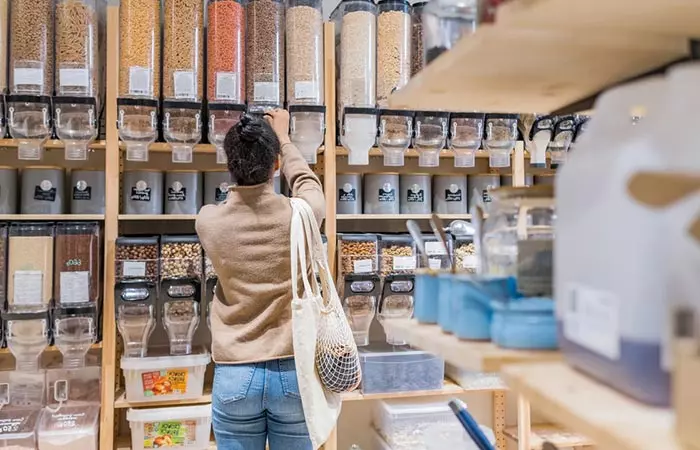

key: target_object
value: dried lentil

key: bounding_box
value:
[377,10,411,106]
[119,0,161,98]
[246,0,285,105]
[339,11,376,110]
[9,0,54,95]
[56,0,99,96]
[207,0,246,103]
[163,0,204,100]
[286,4,323,105]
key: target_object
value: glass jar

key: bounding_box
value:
[116,279,157,357]
[377,0,411,106]
[549,115,576,169]
[54,222,101,307]
[422,0,478,64]
[484,113,518,168]
[449,112,484,168]
[54,0,100,161]
[411,2,426,76]
[7,223,54,313]
[286,0,324,105]
[342,273,381,346]
[247,0,286,111]
[528,115,554,168]
[341,107,377,166]
[118,0,161,162]
[335,0,377,114]
[378,273,415,344]
[289,105,325,164]
[208,0,246,105]
[378,110,413,167]
[481,185,555,296]
[414,111,449,167]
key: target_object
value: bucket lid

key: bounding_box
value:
[127,404,212,422]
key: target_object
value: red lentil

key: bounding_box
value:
[207,0,246,103]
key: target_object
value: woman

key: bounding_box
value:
[196,109,325,450]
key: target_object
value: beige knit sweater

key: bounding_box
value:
[196,142,325,364]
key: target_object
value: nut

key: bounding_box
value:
[380,244,414,276]
[161,241,202,280]
[340,239,377,278]
[166,300,197,321]
[455,242,477,274]
[115,243,159,281]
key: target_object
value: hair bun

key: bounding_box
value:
[237,114,263,143]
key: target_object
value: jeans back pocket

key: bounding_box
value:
[214,364,257,405]
[278,358,302,399]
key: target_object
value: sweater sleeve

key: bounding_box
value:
[280,141,326,224]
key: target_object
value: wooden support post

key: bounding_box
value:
[512,141,526,187]
[493,390,507,450]
[323,22,337,276]
[517,395,532,450]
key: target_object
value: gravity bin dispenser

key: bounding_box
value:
[449,112,484,168]
[378,273,415,345]
[208,103,246,165]
[378,109,413,167]
[342,273,381,347]
[341,107,378,166]
[415,111,449,167]
[289,105,326,164]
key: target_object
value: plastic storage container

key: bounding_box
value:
[378,273,415,344]
[342,273,381,346]
[379,234,416,276]
[549,115,576,168]
[121,350,211,402]
[484,113,518,168]
[115,236,159,283]
[5,310,50,371]
[164,171,203,215]
[127,404,212,450]
[0,167,18,214]
[118,0,161,162]
[421,234,452,270]
[341,107,377,166]
[433,175,467,214]
[54,0,100,161]
[335,0,377,114]
[289,105,326,164]
[377,0,411,106]
[451,275,492,340]
[0,408,40,449]
[207,0,246,105]
[122,170,164,215]
[286,0,324,106]
[203,170,231,205]
[247,0,286,111]
[359,345,444,393]
[21,167,66,214]
[411,2,426,76]
[70,169,105,214]
[400,173,431,214]
[364,173,399,215]
[415,111,449,167]
[378,110,413,166]
[337,234,379,281]
[54,222,100,307]
[491,298,557,349]
[37,404,100,450]
[337,173,362,215]
[527,115,554,168]
[116,279,157,358]
[8,0,54,160]
[468,174,500,212]
[449,112,484,168]
[453,235,477,273]
[413,269,438,323]
[7,223,54,312]
[422,0,477,64]
[208,103,246,164]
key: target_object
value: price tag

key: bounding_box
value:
[174,71,195,99]
[122,261,146,278]
[462,254,478,269]
[425,241,447,256]
[216,147,227,164]
[14,68,43,86]
[428,258,442,270]
[353,259,373,274]
[294,81,318,100]
[60,272,90,304]
[14,271,43,305]
[393,256,416,271]
[216,72,239,101]
[254,82,279,103]
[60,68,89,88]
[129,66,151,96]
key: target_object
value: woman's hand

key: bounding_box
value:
[264,108,291,145]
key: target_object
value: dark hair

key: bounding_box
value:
[224,114,280,186]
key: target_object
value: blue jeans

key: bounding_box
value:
[212,358,312,450]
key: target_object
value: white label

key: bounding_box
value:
[563,284,621,360]
[353,259,373,274]
[254,82,279,103]
[174,71,195,99]
[425,241,447,256]
[462,254,478,269]
[122,261,146,278]
[294,81,318,100]
[428,258,442,270]
[393,256,416,271]
[14,68,43,86]
[216,147,227,164]
[60,272,90,304]
[60,68,89,88]
[216,72,239,100]
[129,66,151,96]
[172,146,193,163]
[13,271,43,305]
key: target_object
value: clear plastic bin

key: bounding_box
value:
[160,236,202,282]
[484,113,518,168]
[377,0,411,106]
[359,345,444,394]
[247,0,286,111]
[414,111,448,167]
[342,273,381,346]
[449,112,484,168]
[115,236,159,283]
[286,0,324,106]
[379,234,416,276]
[8,223,55,312]
[127,404,212,450]
[38,404,100,450]
[207,0,246,104]
[289,105,325,164]
[54,222,101,307]
[420,235,452,271]
[208,104,246,164]
[0,408,40,449]
[337,234,379,281]
[121,350,211,402]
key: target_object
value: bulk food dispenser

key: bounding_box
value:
[8,0,54,160]
[549,115,576,168]
[343,273,381,346]
[289,105,326,164]
[286,0,324,107]
[7,223,55,313]
[247,0,286,112]
[378,110,413,167]
[162,0,205,164]
[414,111,449,167]
[484,113,518,168]
[378,274,414,345]
[341,107,377,165]
[449,112,484,168]
[376,0,411,106]
[527,115,554,168]
[115,236,159,357]
[422,0,478,64]
[54,0,100,161]
[159,236,202,356]
[118,0,161,162]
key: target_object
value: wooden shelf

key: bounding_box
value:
[504,424,594,449]
[337,214,471,220]
[337,147,491,159]
[118,214,196,221]
[382,320,560,372]
[116,436,217,450]
[114,388,212,409]
[342,377,505,402]
[0,214,104,221]
[120,143,325,155]
[0,342,103,354]
[0,139,107,150]
[501,362,682,450]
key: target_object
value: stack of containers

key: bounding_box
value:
[287,0,326,164]
[247,0,286,111]
[8,0,54,160]
[118,0,161,162]
[207,0,247,164]
[54,0,101,161]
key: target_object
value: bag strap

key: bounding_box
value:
[290,199,320,300]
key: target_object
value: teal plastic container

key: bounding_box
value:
[414,270,439,324]
[437,272,454,333]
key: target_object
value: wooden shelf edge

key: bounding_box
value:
[0,214,105,221]
[337,214,471,220]
[336,147,497,159]
[118,214,196,221]
[0,342,102,354]
[114,389,213,409]
[0,139,107,150]
[503,424,594,449]
[119,143,326,155]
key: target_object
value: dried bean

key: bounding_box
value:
[10,0,54,95]
[339,11,376,110]
[207,0,246,103]
[119,0,161,97]
[56,0,99,96]
[286,5,323,104]
[455,242,477,273]
[246,0,285,105]
[161,241,202,280]
[377,10,411,106]
[163,0,204,100]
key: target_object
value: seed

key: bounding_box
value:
[246,0,285,106]
[119,0,161,98]
[163,0,204,101]
[286,4,323,105]
[207,0,246,103]
[377,10,411,106]
[56,0,99,96]
[10,0,54,95]
[339,10,376,111]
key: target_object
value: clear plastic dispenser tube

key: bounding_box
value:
[415,111,448,168]
[378,109,413,167]
[53,316,95,369]
[208,103,246,165]
[341,107,377,166]
[549,115,576,169]
[5,311,49,372]
[449,112,484,168]
[484,113,518,168]
[289,105,326,164]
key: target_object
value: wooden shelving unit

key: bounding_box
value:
[0,214,105,221]
[118,214,197,221]
[114,388,213,409]
[503,424,594,449]
[0,139,107,150]
[337,213,471,220]
[0,343,103,355]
